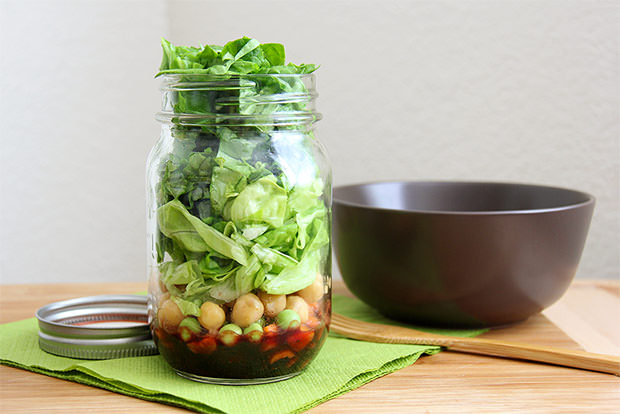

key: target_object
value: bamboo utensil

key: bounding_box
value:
[330,313,620,376]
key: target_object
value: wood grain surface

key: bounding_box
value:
[0,280,619,413]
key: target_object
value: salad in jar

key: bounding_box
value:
[147,37,331,383]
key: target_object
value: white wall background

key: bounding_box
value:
[0,0,618,284]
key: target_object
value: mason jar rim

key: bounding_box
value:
[156,71,320,126]
[156,71,317,80]
[157,72,318,92]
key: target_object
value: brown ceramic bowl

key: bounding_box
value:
[333,181,595,327]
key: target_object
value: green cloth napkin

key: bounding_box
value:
[0,295,485,413]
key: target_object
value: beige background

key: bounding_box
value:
[0,0,618,284]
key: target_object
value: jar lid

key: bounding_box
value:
[35,295,158,360]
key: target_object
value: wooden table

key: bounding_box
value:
[1,280,619,413]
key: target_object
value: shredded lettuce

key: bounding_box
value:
[155,37,328,301]
[157,37,317,77]
[172,296,201,317]
[158,199,249,265]
[260,250,321,295]
[230,176,288,228]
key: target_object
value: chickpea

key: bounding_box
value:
[158,292,171,307]
[148,269,166,294]
[286,295,309,323]
[231,293,264,328]
[257,291,286,318]
[296,274,324,304]
[198,301,226,332]
[158,299,184,334]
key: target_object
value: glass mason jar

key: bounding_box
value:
[146,73,331,384]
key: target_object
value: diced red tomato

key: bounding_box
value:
[187,336,216,354]
[260,336,279,352]
[287,329,315,352]
[260,324,280,351]
[154,328,175,349]
[304,316,320,330]
[260,341,278,352]
[269,349,295,364]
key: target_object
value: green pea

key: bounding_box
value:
[218,323,242,346]
[178,317,201,342]
[243,322,264,334]
[276,309,301,330]
[243,322,264,343]
[219,323,242,335]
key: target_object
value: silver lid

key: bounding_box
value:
[35,294,158,360]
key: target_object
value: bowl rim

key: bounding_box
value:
[333,180,595,216]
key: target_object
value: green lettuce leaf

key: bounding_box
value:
[207,275,239,303]
[250,244,298,274]
[230,176,288,228]
[287,179,325,216]
[209,165,247,217]
[158,199,249,265]
[217,127,257,160]
[234,254,262,294]
[241,224,269,240]
[160,38,206,71]
[260,43,285,66]
[294,206,327,250]
[160,260,200,286]
[260,250,321,295]
[159,260,211,305]
[156,37,317,77]
[253,221,297,251]
[206,254,266,302]
[198,252,236,281]
[172,296,201,317]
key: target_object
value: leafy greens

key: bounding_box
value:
[157,37,317,77]
[153,37,328,312]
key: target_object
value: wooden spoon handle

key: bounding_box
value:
[444,337,620,375]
